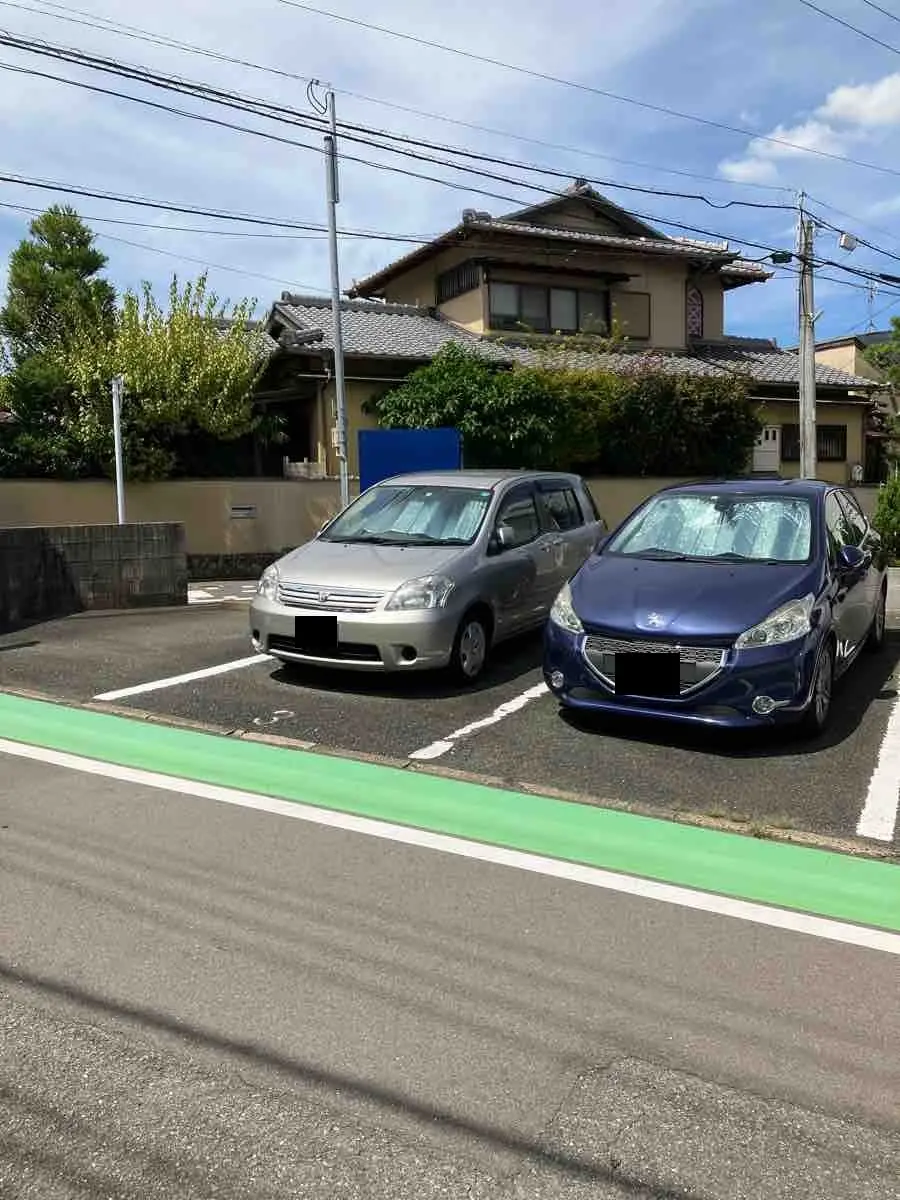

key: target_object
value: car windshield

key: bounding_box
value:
[320,484,493,546]
[606,493,813,563]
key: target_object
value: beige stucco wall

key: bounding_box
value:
[0,473,881,557]
[760,400,865,485]
[438,288,484,331]
[0,479,343,555]
[815,344,885,384]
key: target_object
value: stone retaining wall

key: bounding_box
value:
[0,522,186,631]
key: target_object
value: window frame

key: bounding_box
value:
[488,281,610,335]
[686,284,704,339]
[537,484,585,532]
[780,423,848,464]
[493,482,542,550]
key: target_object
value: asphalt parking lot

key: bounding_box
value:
[3,584,900,852]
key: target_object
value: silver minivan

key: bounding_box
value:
[250,469,604,682]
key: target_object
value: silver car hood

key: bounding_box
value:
[277,538,461,591]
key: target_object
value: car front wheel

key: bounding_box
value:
[450,613,490,684]
[799,640,834,739]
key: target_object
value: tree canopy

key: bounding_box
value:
[0,205,271,480]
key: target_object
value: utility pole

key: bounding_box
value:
[111,374,126,524]
[323,88,350,510]
[797,193,817,480]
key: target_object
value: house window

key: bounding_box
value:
[488,282,609,334]
[686,285,704,339]
[781,424,848,463]
[436,261,481,304]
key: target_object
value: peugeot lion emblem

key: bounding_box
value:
[646,612,665,628]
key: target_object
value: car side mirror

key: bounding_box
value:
[836,544,866,574]
[489,523,515,554]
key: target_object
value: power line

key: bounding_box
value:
[796,0,900,54]
[0,0,793,194]
[859,0,900,25]
[0,30,793,214]
[0,170,431,241]
[94,229,330,294]
[276,0,900,179]
[11,31,900,294]
[804,194,900,254]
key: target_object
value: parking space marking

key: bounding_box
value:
[408,681,549,760]
[94,654,273,702]
[858,684,900,842]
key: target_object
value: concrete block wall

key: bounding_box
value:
[0,522,187,631]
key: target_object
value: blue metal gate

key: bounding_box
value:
[358,428,463,493]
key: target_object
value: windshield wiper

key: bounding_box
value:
[704,552,781,564]
[630,548,688,561]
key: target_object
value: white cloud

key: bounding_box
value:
[719,156,779,185]
[819,74,900,128]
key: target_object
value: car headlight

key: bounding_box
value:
[549,581,584,634]
[257,563,279,600]
[735,594,815,649]
[385,574,455,611]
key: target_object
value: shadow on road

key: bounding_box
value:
[560,634,900,762]
[1,959,699,1198]
[269,631,544,702]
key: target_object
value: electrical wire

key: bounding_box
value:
[859,0,900,26]
[0,0,794,194]
[0,170,432,241]
[796,0,900,55]
[93,228,330,294]
[276,0,900,179]
[0,30,794,213]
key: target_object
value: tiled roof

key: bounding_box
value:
[349,216,771,296]
[268,298,877,391]
[692,338,878,388]
[272,296,511,361]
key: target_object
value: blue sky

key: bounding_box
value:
[2,0,900,346]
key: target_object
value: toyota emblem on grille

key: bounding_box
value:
[646,612,665,628]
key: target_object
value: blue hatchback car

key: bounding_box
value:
[543,479,888,735]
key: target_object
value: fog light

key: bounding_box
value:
[752,695,776,716]
[550,670,565,691]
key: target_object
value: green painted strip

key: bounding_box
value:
[1,691,898,932]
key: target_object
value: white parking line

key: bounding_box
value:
[409,682,550,761]
[857,684,900,842]
[94,655,273,702]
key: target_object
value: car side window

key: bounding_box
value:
[540,486,584,531]
[578,482,603,525]
[837,491,868,546]
[495,487,541,549]
[824,492,854,560]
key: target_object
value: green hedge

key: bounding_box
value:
[373,344,761,477]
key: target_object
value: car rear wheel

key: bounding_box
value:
[866,584,887,653]
[800,640,834,739]
[450,612,490,684]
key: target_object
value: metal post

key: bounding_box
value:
[797,196,817,480]
[111,374,126,524]
[324,90,350,510]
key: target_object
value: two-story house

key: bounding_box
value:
[258,181,879,481]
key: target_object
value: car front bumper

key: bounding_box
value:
[542,619,822,729]
[249,594,460,671]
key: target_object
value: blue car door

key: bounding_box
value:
[837,489,881,624]
[824,490,869,665]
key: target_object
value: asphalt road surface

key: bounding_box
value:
[2,603,899,846]
[2,752,899,1199]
